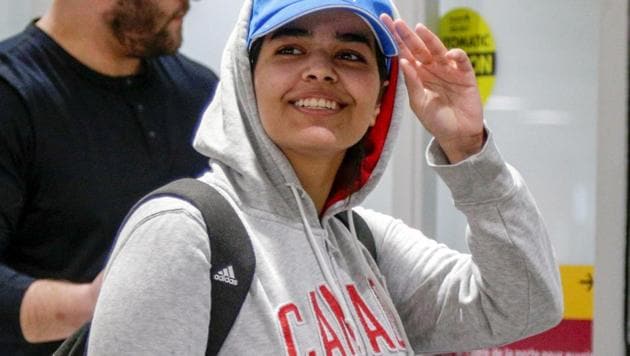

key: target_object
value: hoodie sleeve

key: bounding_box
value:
[358,131,563,353]
[88,198,212,355]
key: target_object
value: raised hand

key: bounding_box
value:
[381,14,485,163]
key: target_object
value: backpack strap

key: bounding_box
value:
[335,211,377,263]
[52,322,90,356]
[149,178,255,356]
[53,178,254,356]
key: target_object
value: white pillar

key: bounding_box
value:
[594,0,628,354]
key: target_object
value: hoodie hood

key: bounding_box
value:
[192,0,407,221]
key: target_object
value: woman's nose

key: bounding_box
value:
[301,52,338,83]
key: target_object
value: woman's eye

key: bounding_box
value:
[276,46,303,55]
[337,51,366,62]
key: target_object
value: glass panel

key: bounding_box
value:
[435,0,597,266]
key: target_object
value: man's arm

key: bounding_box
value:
[0,79,102,343]
[20,273,102,342]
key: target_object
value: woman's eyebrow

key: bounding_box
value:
[270,27,310,40]
[269,27,373,50]
[336,31,374,49]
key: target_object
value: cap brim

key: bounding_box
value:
[248,0,398,57]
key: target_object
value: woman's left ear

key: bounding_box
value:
[371,80,389,126]
[370,105,380,127]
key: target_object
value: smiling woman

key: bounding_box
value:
[252,10,385,211]
[87,0,563,354]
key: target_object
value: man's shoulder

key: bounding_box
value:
[0,25,53,92]
[0,29,27,54]
[0,24,42,59]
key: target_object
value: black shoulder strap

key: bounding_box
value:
[150,178,255,356]
[54,178,254,356]
[52,322,90,356]
[335,211,377,263]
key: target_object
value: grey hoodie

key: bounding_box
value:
[88,1,563,355]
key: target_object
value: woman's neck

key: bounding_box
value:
[285,152,345,214]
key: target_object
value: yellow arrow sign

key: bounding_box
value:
[560,265,593,320]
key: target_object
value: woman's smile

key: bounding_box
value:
[253,9,382,162]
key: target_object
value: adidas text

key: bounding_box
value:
[213,265,239,285]
[213,274,238,285]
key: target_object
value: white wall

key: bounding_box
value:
[593,0,628,354]
[0,0,50,39]
[429,1,627,354]
[180,0,244,73]
[434,0,599,266]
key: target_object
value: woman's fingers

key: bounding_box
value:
[399,58,425,112]
[414,23,449,61]
[380,14,432,64]
[380,14,415,62]
[380,14,477,109]
[446,48,474,73]
[394,20,433,64]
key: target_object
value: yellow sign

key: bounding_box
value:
[560,265,593,320]
[439,8,496,104]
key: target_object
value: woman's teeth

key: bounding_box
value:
[294,98,339,110]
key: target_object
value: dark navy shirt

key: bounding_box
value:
[0,24,218,355]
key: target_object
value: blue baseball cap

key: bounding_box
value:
[247,0,398,57]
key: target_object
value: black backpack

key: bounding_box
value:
[54,178,375,356]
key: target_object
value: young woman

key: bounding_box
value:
[88,0,562,354]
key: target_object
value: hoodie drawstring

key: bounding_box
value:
[289,185,412,354]
[289,186,373,354]
[289,185,340,291]
[347,209,357,238]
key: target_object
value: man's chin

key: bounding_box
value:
[130,33,182,58]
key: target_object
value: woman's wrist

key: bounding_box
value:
[437,130,487,164]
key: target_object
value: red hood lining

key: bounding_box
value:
[323,57,399,212]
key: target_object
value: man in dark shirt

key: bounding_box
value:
[0,0,218,354]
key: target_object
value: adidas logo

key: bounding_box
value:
[213,265,239,286]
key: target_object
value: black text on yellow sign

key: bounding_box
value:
[466,52,495,77]
[439,8,496,104]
